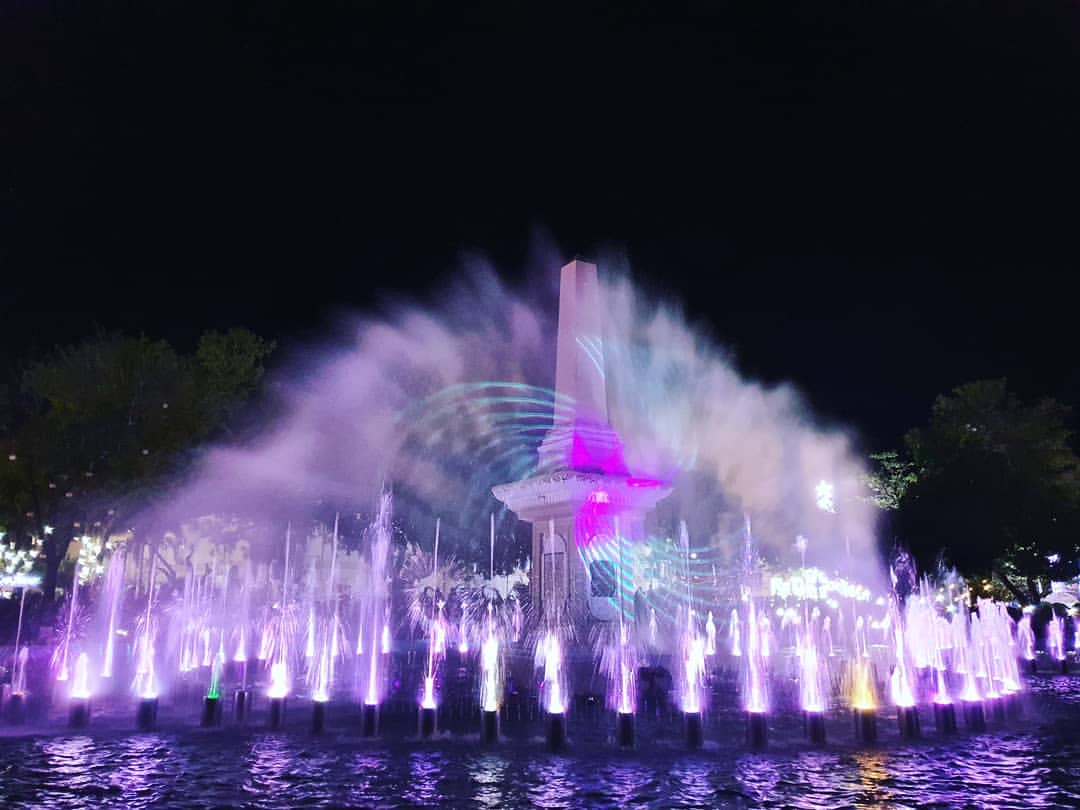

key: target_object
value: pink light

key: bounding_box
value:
[567,425,629,476]
[933,668,952,705]
[267,661,288,699]
[421,675,437,710]
[366,632,380,706]
[234,627,247,663]
[541,632,565,714]
[69,653,91,700]
[481,634,500,712]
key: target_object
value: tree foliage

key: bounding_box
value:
[889,379,1080,603]
[0,329,274,599]
[863,450,920,511]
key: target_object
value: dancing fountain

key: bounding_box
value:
[0,256,1054,766]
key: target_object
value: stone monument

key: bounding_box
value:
[492,259,671,623]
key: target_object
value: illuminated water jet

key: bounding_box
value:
[68,652,91,728]
[267,660,288,729]
[201,651,224,727]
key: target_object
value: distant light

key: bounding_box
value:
[0,573,42,588]
[43,525,54,536]
[1047,554,1061,564]
[815,480,836,514]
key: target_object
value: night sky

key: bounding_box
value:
[3,2,1079,451]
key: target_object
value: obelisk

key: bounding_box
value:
[493,259,670,623]
[537,259,626,475]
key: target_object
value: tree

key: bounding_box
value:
[863,450,920,511]
[0,328,274,600]
[894,379,1080,603]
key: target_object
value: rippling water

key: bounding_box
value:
[3,677,1079,809]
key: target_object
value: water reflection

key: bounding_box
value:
[794,751,848,800]
[245,735,293,798]
[850,751,892,806]
[109,735,176,809]
[605,762,658,809]
[5,707,1080,809]
[403,751,445,807]
[470,753,508,809]
[348,751,391,807]
[669,759,718,808]
[38,736,103,807]
[736,754,782,804]
[528,757,576,809]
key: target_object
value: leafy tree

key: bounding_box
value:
[894,379,1080,603]
[0,329,274,599]
[864,450,920,511]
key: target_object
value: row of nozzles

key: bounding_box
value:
[58,691,1023,751]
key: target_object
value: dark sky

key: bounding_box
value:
[3,1,1079,451]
